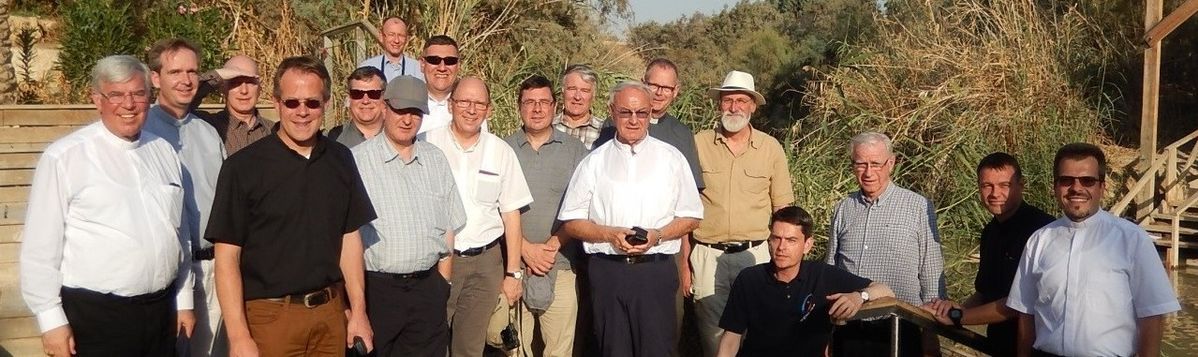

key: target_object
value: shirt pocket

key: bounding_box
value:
[739,166,770,195]
[151,184,185,229]
[476,172,501,204]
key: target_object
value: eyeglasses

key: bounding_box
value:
[520,99,553,108]
[614,109,651,120]
[852,160,890,173]
[424,56,460,66]
[646,82,676,94]
[453,99,489,110]
[349,89,383,100]
[98,90,150,104]
[798,294,816,322]
[282,99,322,109]
[1054,175,1103,187]
[721,97,753,107]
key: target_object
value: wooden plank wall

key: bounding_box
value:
[0,104,277,356]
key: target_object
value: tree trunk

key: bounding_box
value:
[0,0,17,104]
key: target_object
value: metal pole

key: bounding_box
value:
[891,315,901,357]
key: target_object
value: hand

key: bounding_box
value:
[826,292,865,321]
[228,336,260,357]
[502,277,523,306]
[41,325,75,357]
[177,309,196,338]
[627,228,659,255]
[520,241,558,276]
[679,267,694,298]
[921,299,959,325]
[345,310,374,353]
[606,226,636,254]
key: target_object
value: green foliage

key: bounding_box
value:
[57,0,139,100]
[16,26,40,104]
[140,2,229,72]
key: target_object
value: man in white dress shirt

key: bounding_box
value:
[423,77,531,357]
[20,55,195,357]
[558,80,703,356]
[1007,143,1180,356]
[143,38,227,357]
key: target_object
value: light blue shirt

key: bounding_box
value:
[358,54,425,82]
[144,105,226,250]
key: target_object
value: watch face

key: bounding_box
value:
[949,309,963,319]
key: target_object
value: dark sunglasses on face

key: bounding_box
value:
[1054,175,1103,187]
[349,89,383,100]
[424,56,460,66]
[282,99,322,109]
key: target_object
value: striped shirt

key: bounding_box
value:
[826,182,945,305]
[352,136,466,274]
[552,113,605,150]
[198,109,271,155]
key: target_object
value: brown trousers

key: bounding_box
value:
[245,287,347,356]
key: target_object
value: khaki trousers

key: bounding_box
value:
[244,286,347,356]
[517,269,578,357]
[447,246,504,357]
[689,242,770,357]
[190,259,227,357]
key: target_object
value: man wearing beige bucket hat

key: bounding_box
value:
[197,55,271,155]
[687,70,794,357]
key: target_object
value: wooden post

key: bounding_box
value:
[1137,0,1164,221]
[1165,147,1179,213]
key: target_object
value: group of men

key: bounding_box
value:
[17,14,1181,357]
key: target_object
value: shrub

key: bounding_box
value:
[57,0,139,100]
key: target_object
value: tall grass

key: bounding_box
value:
[790,0,1117,297]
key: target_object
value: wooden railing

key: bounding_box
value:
[1110,128,1198,268]
[851,297,992,356]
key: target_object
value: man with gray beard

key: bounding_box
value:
[688,70,795,356]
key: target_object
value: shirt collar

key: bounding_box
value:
[98,125,141,150]
[150,105,191,128]
[227,110,264,130]
[267,131,328,160]
[377,136,421,165]
[553,113,603,129]
[857,181,897,206]
[1067,209,1108,230]
[766,261,807,285]
[429,95,450,106]
[712,127,763,149]
[514,128,565,148]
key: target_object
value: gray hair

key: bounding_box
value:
[606,80,652,109]
[561,64,598,86]
[850,131,894,156]
[91,55,151,93]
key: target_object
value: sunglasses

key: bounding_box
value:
[349,89,383,100]
[282,99,322,109]
[424,56,460,66]
[1054,175,1103,187]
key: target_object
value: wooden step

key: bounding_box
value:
[0,142,48,154]
[0,262,17,286]
[1142,224,1198,236]
[0,153,39,170]
[0,316,38,340]
[0,126,80,144]
[0,225,21,243]
[0,242,17,263]
[0,186,28,203]
[0,170,33,187]
[1152,237,1198,249]
[0,336,42,357]
[0,284,32,319]
[1152,212,1198,222]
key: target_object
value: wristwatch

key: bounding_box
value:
[948,307,964,327]
[858,290,870,302]
[504,271,524,280]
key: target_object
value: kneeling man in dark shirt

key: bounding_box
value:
[717,206,894,356]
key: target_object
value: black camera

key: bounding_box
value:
[626,227,649,246]
[500,323,520,351]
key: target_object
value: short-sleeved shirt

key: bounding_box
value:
[693,128,794,243]
[826,182,945,305]
[558,136,704,255]
[328,122,373,148]
[595,113,704,189]
[198,109,272,155]
[358,54,424,82]
[552,113,605,150]
[1006,210,1180,356]
[144,105,226,250]
[352,136,467,274]
[205,133,377,300]
[424,127,534,249]
[974,201,1054,351]
[503,129,588,269]
[720,261,871,356]
[420,96,452,136]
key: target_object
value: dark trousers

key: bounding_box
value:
[588,254,678,357]
[366,270,451,357]
[61,285,176,357]
[832,318,923,357]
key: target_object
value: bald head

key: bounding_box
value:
[452,77,490,100]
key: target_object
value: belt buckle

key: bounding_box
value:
[623,256,635,264]
[302,290,326,308]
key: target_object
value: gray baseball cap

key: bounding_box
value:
[382,75,429,114]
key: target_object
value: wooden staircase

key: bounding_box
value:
[1111,129,1198,268]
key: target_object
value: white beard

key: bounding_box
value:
[720,112,750,132]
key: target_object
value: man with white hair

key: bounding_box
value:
[826,131,945,356]
[558,80,703,356]
[21,55,195,356]
[688,70,794,357]
[553,64,606,149]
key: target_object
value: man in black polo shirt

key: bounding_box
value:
[207,56,378,356]
[717,206,893,356]
[922,152,1054,356]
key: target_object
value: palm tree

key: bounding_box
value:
[0,0,18,104]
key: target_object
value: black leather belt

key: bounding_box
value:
[594,253,672,264]
[367,267,434,280]
[696,240,765,254]
[455,237,501,257]
[265,285,338,308]
[194,246,215,261]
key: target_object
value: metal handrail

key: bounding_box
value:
[849,297,992,356]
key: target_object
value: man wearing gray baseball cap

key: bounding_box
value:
[350,75,466,356]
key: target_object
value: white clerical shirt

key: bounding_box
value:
[1007,209,1180,356]
[558,135,704,255]
[144,105,225,250]
[20,122,194,333]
